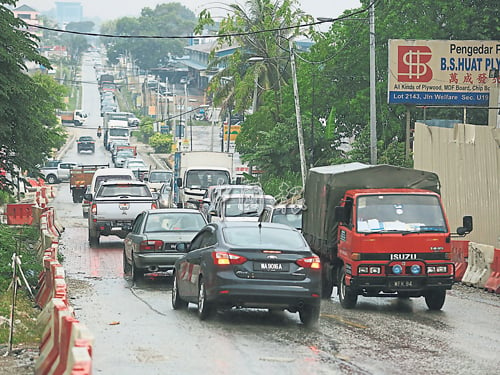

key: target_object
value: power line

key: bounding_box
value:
[32,5,371,39]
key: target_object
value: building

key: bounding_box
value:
[55,1,83,26]
[13,4,42,38]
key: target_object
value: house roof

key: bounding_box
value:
[15,5,37,12]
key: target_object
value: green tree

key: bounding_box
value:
[0,1,67,192]
[101,3,197,70]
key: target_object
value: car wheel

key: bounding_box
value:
[172,274,188,310]
[321,266,334,299]
[299,304,320,328]
[123,248,131,274]
[46,174,58,184]
[88,229,99,246]
[338,266,358,309]
[197,278,214,320]
[131,255,143,282]
[424,290,446,311]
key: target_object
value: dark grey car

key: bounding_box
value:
[171,221,321,326]
[123,209,207,281]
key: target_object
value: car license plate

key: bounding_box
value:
[254,263,289,272]
[390,280,415,288]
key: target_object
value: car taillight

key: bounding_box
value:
[151,202,158,209]
[139,240,163,251]
[211,251,247,265]
[296,256,321,269]
[91,203,97,215]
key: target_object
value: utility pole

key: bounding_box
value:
[369,2,377,165]
[289,38,307,189]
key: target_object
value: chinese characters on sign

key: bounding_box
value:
[388,40,500,106]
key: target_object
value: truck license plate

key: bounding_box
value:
[390,280,414,288]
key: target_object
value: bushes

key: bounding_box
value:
[149,133,173,153]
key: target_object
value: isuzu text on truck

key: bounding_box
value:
[302,163,473,310]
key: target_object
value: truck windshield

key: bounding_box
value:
[149,172,172,183]
[356,194,447,234]
[109,128,129,137]
[185,170,230,189]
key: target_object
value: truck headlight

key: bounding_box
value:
[369,266,381,274]
[392,264,403,275]
[410,264,421,275]
[359,266,369,274]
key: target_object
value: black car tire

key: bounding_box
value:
[338,266,358,309]
[131,255,143,282]
[197,278,214,320]
[299,304,320,328]
[424,290,446,311]
[46,174,58,184]
[172,275,188,310]
[321,266,334,299]
[123,249,131,274]
[88,229,99,246]
[82,211,88,219]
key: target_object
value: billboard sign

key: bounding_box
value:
[388,39,500,106]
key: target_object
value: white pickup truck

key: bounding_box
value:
[41,161,79,184]
[86,180,158,245]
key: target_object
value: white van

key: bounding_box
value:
[87,167,136,197]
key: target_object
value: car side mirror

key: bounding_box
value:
[209,209,217,216]
[235,176,242,184]
[456,215,473,236]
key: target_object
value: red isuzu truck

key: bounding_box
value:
[302,163,473,310]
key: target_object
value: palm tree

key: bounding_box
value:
[199,0,313,119]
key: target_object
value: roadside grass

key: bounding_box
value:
[0,224,43,346]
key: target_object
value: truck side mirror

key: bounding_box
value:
[456,215,473,235]
[334,206,347,223]
[176,177,182,187]
[209,209,217,216]
[83,193,92,201]
[235,176,242,184]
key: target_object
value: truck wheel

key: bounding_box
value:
[46,174,58,184]
[299,303,320,328]
[72,193,79,203]
[424,290,446,310]
[338,267,358,309]
[321,267,334,299]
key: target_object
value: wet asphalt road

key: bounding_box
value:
[48,54,500,375]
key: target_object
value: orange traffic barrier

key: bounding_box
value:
[35,298,72,375]
[485,248,500,294]
[6,203,35,225]
[451,240,469,282]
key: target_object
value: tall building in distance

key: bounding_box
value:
[55,1,83,27]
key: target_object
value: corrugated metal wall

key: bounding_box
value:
[414,122,500,248]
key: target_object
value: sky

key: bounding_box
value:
[29,0,362,23]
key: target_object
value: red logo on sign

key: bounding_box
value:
[397,46,433,82]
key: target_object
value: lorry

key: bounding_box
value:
[302,162,473,311]
[103,112,131,150]
[173,151,234,208]
[69,164,109,203]
[86,180,158,245]
[59,110,87,126]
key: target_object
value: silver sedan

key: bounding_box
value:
[123,209,207,281]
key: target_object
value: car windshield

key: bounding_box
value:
[356,194,448,233]
[127,162,147,168]
[116,151,134,158]
[185,170,230,189]
[98,184,151,197]
[272,209,302,229]
[145,213,206,232]
[224,197,265,217]
[222,226,307,250]
[149,171,172,183]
